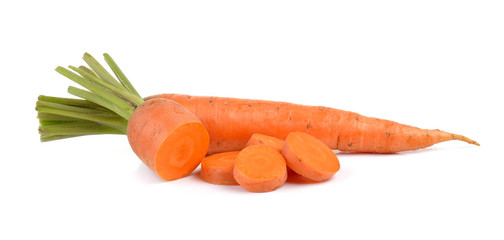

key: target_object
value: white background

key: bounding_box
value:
[1,1,503,239]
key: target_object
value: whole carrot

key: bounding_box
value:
[147,94,479,154]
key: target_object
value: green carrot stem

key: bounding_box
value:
[69,65,143,107]
[82,53,126,90]
[38,95,105,109]
[36,101,128,132]
[67,86,133,120]
[38,112,86,122]
[78,65,98,77]
[39,121,124,137]
[36,100,113,115]
[55,66,135,118]
[39,120,74,126]
[103,53,142,99]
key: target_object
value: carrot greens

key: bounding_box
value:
[36,53,143,141]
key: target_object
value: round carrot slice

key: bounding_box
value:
[200,151,240,185]
[282,132,340,181]
[233,145,287,193]
[246,133,285,153]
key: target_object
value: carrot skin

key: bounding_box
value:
[147,94,479,154]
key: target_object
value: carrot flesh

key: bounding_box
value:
[246,133,284,152]
[233,145,287,192]
[200,151,240,185]
[127,98,210,181]
[148,94,479,154]
[282,132,340,181]
[246,133,318,183]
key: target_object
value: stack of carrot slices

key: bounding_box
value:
[200,132,341,192]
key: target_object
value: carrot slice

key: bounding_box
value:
[246,133,284,152]
[127,98,210,181]
[200,151,240,185]
[282,132,340,181]
[233,145,287,192]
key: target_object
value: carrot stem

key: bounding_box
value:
[78,65,98,77]
[69,65,143,107]
[103,53,142,99]
[36,99,128,133]
[82,53,126,91]
[55,66,136,118]
[67,86,132,120]
[36,53,143,142]
[38,95,104,109]
[39,121,123,136]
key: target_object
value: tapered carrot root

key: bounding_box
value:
[233,145,287,192]
[282,132,340,181]
[148,94,479,154]
[200,151,240,185]
[128,98,210,181]
[246,133,284,152]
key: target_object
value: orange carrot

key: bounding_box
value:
[37,53,210,181]
[282,132,340,181]
[148,94,479,154]
[37,53,480,185]
[233,145,287,192]
[246,133,284,152]
[200,151,240,185]
[128,98,210,181]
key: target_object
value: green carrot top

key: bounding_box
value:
[36,53,142,141]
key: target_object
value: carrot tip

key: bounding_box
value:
[453,133,480,146]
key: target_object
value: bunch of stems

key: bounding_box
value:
[36,53,144,141]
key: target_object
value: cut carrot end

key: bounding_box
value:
[246,133,285,153]
[200,151,240,185]
[127,98,210,181]
[155,122,210,181]
[282,132,340,182]
[233,145,287,193]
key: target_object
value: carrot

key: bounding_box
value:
[36,53,209,181]
[37,52,480,184]
[128,98,210,181]
[282,132,340,181]
[233,145,287,192]
[200,151,240,185]
[246,133,284,152]
[147,93,479,154]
